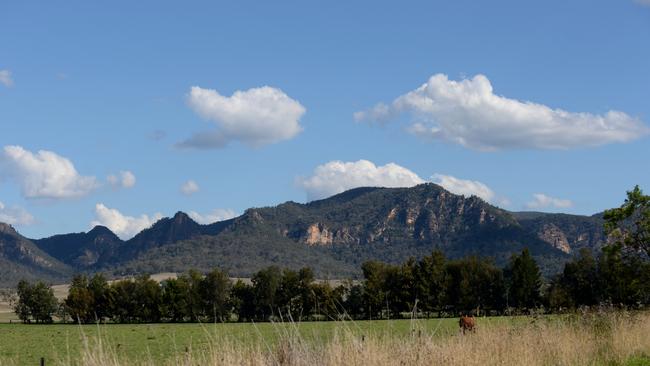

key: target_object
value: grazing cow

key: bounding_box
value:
[459,314,476,334]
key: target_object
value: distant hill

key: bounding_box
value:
[512,211,606,254]
[1,184,608,287]
[0,223,71,287]
[34,225,122,269]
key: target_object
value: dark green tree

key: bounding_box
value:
[14,280,33,323]
[277,268,301,319]
[161,277,190,322]
[252,266,282,320]
[133,274,162,322]
[416,250,447,316]
[88,274,112,322]
[109,279,137,323]
[199,268,231,322]
[604,185,650,255]
[558,249,599,307]
[14,280,58,323]
[297,267,315,319]
[178,270,204,321]
[381,261,415,318]
[361,261,390,319]
[341,282,365,319]
[230,280,256,322]
[597,244,650,306]
[546,281,574,310]
[396,258,418,315]
[65,274,94,323]
[445,256,505,314]
[309,282,338,319]
[505,248,542,310]
[30,282,59,323]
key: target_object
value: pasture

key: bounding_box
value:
[0,317,494,364]
[0,313,649,365]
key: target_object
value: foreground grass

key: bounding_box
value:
[0,318,463,364]
[0,313,649,365]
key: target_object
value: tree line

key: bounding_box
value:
[12,245,650,324]
[11,186,650,323]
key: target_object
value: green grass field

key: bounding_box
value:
[0,317,488,365]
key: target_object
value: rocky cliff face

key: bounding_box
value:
[304,223,333,246]
[537,224,571,253]
[513,212,606,255]
[284,185,509,249]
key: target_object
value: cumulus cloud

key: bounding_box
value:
[431,174,495,202]
[181,180,200,195]
[107,170,136,189]
[179,85,306,149]
[525,193,573,210]
[188,208,237,224]
[0,70,13,87]
[91,203,163,239]
[1,145,98,199]
[0,201,34,226]
[298,160,425,200]
[355,74,648,151]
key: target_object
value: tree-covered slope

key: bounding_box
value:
[34,225,123,269]
[0,223,72,287]
[512,212,606,254]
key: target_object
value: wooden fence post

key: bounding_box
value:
[40,357,45,366]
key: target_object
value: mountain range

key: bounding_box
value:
[0,183,608,287]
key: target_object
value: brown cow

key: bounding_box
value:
[459,314,476,334]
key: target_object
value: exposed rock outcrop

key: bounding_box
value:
[537,224,571,253]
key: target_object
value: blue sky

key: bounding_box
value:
[1,0,649,239]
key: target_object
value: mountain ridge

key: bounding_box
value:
[1,184,608,286]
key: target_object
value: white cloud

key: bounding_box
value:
[180,85,306,148]
[1,145,98,199]
[525,193,573,210]
[635,0,650,6]
[91,203,163,239]
[188,208,237,224]
[353,103,392,124]
[181,180,200,195]
[0,70,13,87]
[107,170,136,189]
[0,201,34,226]
[431,174,495,202]
[298,160,425,200]
[355,74,648,151]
